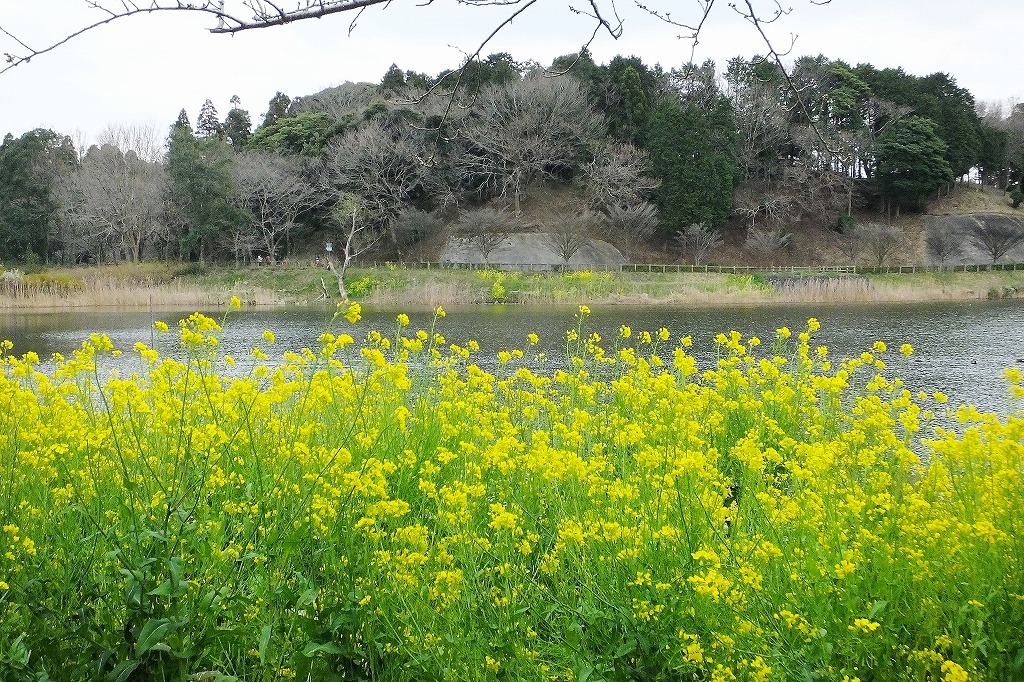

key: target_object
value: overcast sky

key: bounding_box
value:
[2,0,1020,146]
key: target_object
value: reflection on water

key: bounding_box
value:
[2,300,1022,414]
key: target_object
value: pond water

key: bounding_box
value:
[2,300,1023,415]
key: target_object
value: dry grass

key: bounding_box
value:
[0,264,286,310]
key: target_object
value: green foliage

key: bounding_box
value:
[436,52,522,96]
[836,213,856,233]
[248,112,353,156]
[195,98,223,138]
[1010,189,1024,209]
[0,129,77,263]
[617,65,650,146]
[379,64,407,93]
[223,96,252,149]
[647,99,737,235]
[855,66,983,177]
[2,317,1023,680]
[344,274,376,298]
[876,115,954,210]
[261,92,292,128]
[165,126,245,262]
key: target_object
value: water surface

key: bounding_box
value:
[2,300,1022,414]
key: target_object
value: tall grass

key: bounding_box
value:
[4,264,1024,310]
[1,305,1022,680]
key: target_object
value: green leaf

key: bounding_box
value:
[136,618,176,657]
[301,641,346,657]
[867,600,888,618]
[578,662,594,682]
[613,640,635,659]
[259,624,273,664]
[148,580,174,597]
[108,660,140,682]
[298,586,319,607]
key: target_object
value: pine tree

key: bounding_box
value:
[876,115,954,213]
[262,92,291,128]
[223,95,252,149]
[173,108,191,132]
[195,99,222,138]
[380,64,406,93]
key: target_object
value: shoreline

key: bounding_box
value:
[1,264,1023,311]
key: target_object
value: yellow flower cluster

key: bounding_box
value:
[0,313,1020,681]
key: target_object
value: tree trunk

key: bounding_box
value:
[326,257,348,300]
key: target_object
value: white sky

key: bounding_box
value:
[2,0,1020,146]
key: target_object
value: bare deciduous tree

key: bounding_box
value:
[925,222,963,268]
[733,187,797,232]
[582,142,660,212]
[674,221,723,266]
[454,75,601,214]
[457,207,517,264]
[723,58,790,184]
[543,211,605,265]
[390,208,446,253]
[744,225,792,261]
[325,194,383,300]
[856,222,902,268]
[323,119,432,251]
[233,151,327,262]
[56,143,167,263]
[96,122,164,163]
[968,215,1024,264]
[604,202,659,250]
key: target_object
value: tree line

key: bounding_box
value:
[2,51,1023,267]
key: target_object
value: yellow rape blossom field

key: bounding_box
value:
[1,303,1022,681]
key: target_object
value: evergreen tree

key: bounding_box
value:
[647,98,737,236]
[261,92,292,128]
[379,64,406,93]
[165,124,244,262]
[0,129,77,262]
[172,108,191,132]
[195,99,222,138]
[618,65,650,146]
[247,112,354,156]
[875,115,953,213]
[223,95,252,149]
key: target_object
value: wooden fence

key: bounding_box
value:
[365,261,1024,275]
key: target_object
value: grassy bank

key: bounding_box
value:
[1,307,1022,680]
[2,263,1024,310]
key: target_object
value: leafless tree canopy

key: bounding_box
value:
[322,119,432,233]
[674,221,722,266]
[543,210,606,264]
[604,201,659,248]
[232,150,328,261]
[744,224,792,259]
[582,142,660,212]
[968,215,1024,264]
[454,75,601,214]
[457,207,518,263]
[925,222,963,267]
[856,222,902,268]
[55,143,168,263]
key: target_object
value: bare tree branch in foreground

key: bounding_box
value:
[2,1,831,78]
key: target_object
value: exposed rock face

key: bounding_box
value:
[925,213,1024,265]
[441,233,627,269]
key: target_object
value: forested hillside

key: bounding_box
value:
[3,51,1023,268]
